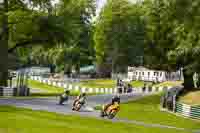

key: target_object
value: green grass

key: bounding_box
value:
[74,80,150,89]
[0,106,191,133]
[179,89,200,105]
[27,79,183,97]
[130,81,183,88]
[93,105,102,110]
[29,79,116,90]
[153,81,183,87]
[116,94,200,130]
[28,80,64,93]
[130,81,152,88]
[73,79,116,88]
[28,79,180,93]
[28,80,103,96]
[28,80,80,96]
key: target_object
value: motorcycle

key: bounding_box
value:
[100,102,120,119]
[58,93,68,105]
[72,97,85,111]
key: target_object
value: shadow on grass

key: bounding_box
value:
[123,94,162,105]
[0,105,20,113]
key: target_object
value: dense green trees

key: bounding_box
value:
[94,0,145,76]
[1,0,55,85]
[1,0,199,89]
[0,0,95,86]
[16,0,95,74]
[144,0,200,89]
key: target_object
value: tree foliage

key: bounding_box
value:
[0,0,95,85]
[144,0,200,89]
[14,0,96,74]
[94,0,145,76]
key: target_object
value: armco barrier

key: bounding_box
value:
[0,87,15,96]
[176,102,200,120]
[0,87,26,96]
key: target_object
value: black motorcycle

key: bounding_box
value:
[59,94,69,105]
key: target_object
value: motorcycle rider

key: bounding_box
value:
[59,90,70,105]
[72,92,87,110]
[103,95,120,112]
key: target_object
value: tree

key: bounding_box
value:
[144,0,200,89]
[16,0,95,75]
[0,0,95,86]
[1,0,55,85]
[0,0,9,86]
[94,0,145,77]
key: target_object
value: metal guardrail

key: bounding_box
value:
[0,87,17,96]
[0,86,30,97]
[176,102,200,120]
[161,86,200,120]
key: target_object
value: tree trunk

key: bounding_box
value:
[0,72,8,86]
[196,73,200,88]
[96,63,111,78]
[0,0,8,86]
[183,69,194,89]
[75,63,80,77]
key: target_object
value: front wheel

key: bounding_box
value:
[107,114,115,119]
[59,97,64,105]
[75,103,82,111]
[107,111,117,119]
[100,111,105,117]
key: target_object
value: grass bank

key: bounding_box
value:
[0,105,191,133]
[28,80,183,97]
[28,80,64,93]
[179,89,200,105]
[28,80,103,96]
[29,78,182,90]
[130,81,152,88]
[116,94,200,130]
[73,79,116,88]
[28,80,80,96]
[153,81,183,87]
[28,79,148,91]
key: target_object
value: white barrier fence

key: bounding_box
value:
[30,76,172,94]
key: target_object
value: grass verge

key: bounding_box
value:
[72,79,116,88]
[29,79,181,92]
[179,89,200,105]
[130,81,152,88]
[28,80,64,93]
[28,80,79,96]
[74,80,152,88]
[116,94,200,130]
[28,80,104,97]
[0,105,191,133]
[153,81,183,87]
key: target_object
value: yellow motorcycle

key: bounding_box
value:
[100,102,120,119]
